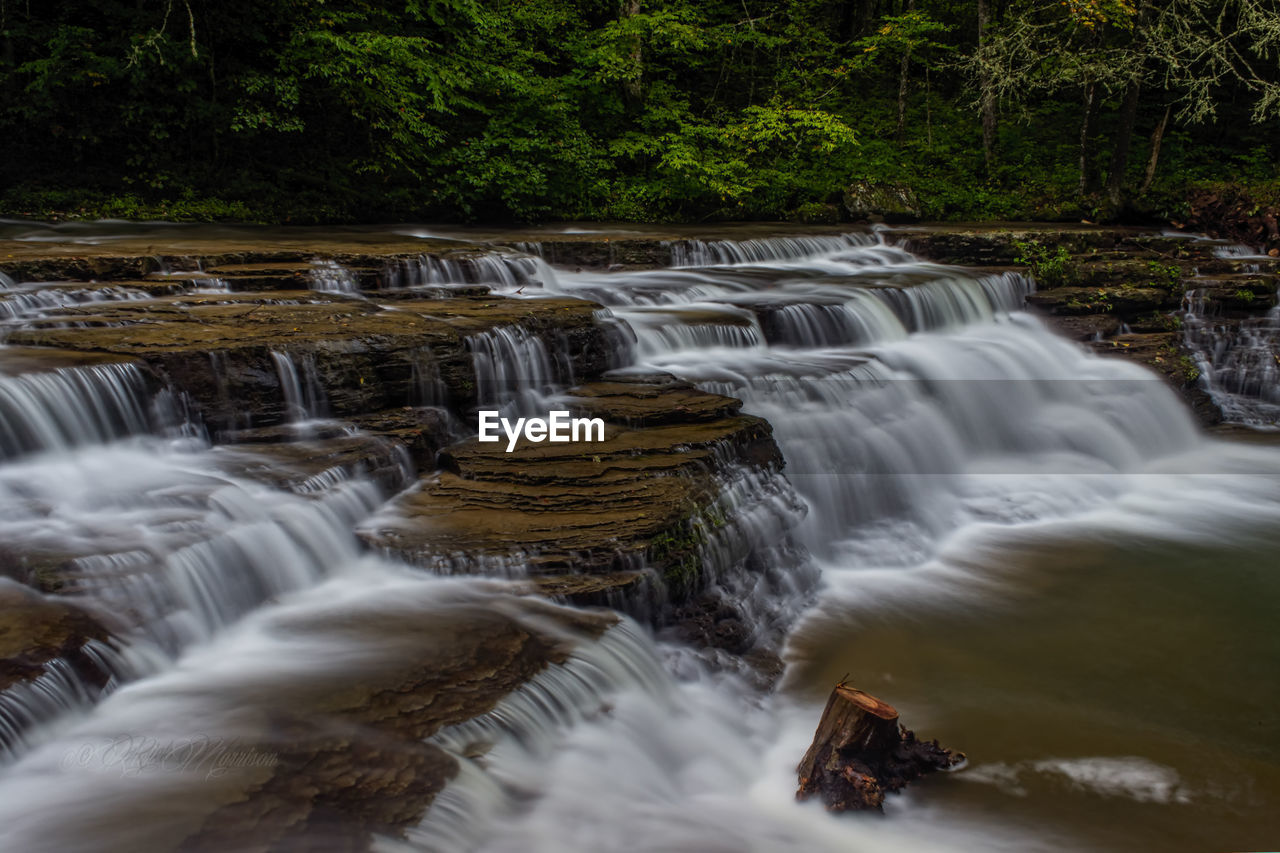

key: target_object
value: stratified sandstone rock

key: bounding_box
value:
[360,379,788,604]
[5,292,613,431]
[1026,285,1176,317]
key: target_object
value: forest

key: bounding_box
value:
[1,0,1278,223]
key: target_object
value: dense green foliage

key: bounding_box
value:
[1,0,1277,222]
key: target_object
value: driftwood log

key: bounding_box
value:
[796,683,962,812]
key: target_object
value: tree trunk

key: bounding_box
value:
[856,0,874,35]
[896,0,916,142]
[1140,104,1171,194]
[977,0,996,171]
[622,0,643,102]
[796,684,960,812]
[1078,82,1101,196]
[1106,79,1142,208]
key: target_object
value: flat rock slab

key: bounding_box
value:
[561,379,743,426]
[5,292,609,431]
[361,380,781,579]
[0,346,140,375]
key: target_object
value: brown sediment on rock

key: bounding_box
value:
[0,345,142,374]
[4,292,612,431]
[359,379,783,594]
[342,407,457,473]
[796,683,961,813]
[0,578,111,692]
[523,570,652,603]
[562,378,744,426]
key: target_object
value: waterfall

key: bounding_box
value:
[385,252,555,292]
[0,640,158,764]
[0,286,151,322]
[409,619,671,852]
[270,350,329,422]
[0,435,387,758]
[466,325,564,415]
[665,233,878,267]
[624,304,762,356]
[1184,285,1280,427]
[308,259,359,293]
[0,362,154,460]
[409,346,449,407]
[1,228,1277,853]
[548,239,1193,565]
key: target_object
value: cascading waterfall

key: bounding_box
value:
[270,350,329,422]
[308,258,359,293]
[1184,284,1280,426]
[622,304,762,356]
[0,286,152,322]
[541,237,1185,559]
[466,324,565,415]
[0,436,387,756]
[0,640,157,763]
[385,252,555,292]
[666,233,876,267]
[408,346,449,408]
[407,619,671,852]
[0,362,154,459]
[1,229,1278,853]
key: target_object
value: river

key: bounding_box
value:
[0,223,1275,851]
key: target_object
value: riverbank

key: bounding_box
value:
[4,179,1278,253]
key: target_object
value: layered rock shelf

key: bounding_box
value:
[3,223,1277,847]
[361,377,790,610]
[4,292,611,432]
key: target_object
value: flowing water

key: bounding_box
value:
[0,228,1277,851]
[1185,284,1280,427]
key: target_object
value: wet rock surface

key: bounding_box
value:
[0,579,110,692]
[5,292,610,432]
[4,223,1275,849]
[360,378,783,592]
[158,593,617,853]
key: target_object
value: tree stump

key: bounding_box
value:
[796,684,961,812]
